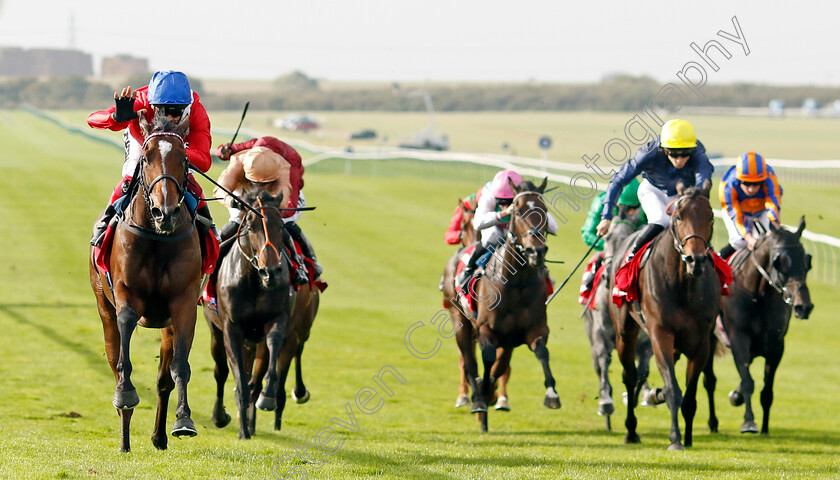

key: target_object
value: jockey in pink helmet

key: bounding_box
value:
[457,170,552,288]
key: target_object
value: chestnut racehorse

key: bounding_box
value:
[89,112,201,452]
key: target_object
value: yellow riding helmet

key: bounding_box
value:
[735,152,768,183]
[659,119,697,149]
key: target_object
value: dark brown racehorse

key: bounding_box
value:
[705,217,813,434]
[203,188,298,439]
[610,184,720,450]
[444,178,559,432]
[89,112,201,452]
[447,199,513,410]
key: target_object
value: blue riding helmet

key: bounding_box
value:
[147,70,192,105]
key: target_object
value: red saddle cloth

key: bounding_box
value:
[94,223,220,277]
[578,253,604,308]
[612,242,733,307]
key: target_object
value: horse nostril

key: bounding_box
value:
[150,206,163,219]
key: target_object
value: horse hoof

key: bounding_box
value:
[152,434,167,450]
[112,389,139,410]
[645,388,665,406]
[598,401,615,416]
[212,411,231,428]
[471,401,487,414]
[667,443,685,451]
[171,418,197,438]
[624,433,641,444]
[740,421,759,434]
[256,394,277,411]
[494,396,510,411]
[455,396,471,408]
[292,389,311,404]
[544,387,561,409]
[729,390,744,407]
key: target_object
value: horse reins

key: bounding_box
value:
[667,193,712,262]
[749,237,800,305]
[139,132,188,211]
[236,199,288,271]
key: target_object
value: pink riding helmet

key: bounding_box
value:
[491,170,523,199]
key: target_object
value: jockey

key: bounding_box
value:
[579,177,646,297]
[88,70,215,246]
[596,119,714,262]
[214,136,320,285]
[444,191,480,245]
[718,152,783,259]
[455,169,558,288]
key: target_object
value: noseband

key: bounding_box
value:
[237,199,286,271]
[667,194,712,262]
[140,132,188,209]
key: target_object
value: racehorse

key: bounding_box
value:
[89,111,201,452]
[448,198,512,411]
[610,184,721,450]
[583,205,656,430]
[444,178,559,432]
[705,217,813,435]
[202,187,304,438]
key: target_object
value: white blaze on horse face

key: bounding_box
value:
[158,140,173,204]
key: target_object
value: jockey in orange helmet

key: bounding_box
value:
[718,152,783,259]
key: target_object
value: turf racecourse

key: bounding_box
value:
[0,111,838,479]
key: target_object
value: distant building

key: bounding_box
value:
[101,54,149,77]
[0,47,93,76]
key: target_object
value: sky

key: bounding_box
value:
[0,0,837,85]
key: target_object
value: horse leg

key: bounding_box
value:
[636,333,659,406]
[169,307,198,439]
[703,332,719,433]
[222,324,251,439]
[476,332,498,432]
[257,322,287,413]
[292,343,311,404]
[455,351,472,408]
[649,325,684,451]
[209,322,231,428]
[760,347,784,435]
[273,339,297,431]
[530,335,561,409]
[97,292,133,452]
[151,328,176,449]
[615,314,641,444]
[113,306,140,410]
[455,322,482,414]
[729,333,758,433]
[248,342,268,437]
[681,335,710,448]
[491,348,512,411]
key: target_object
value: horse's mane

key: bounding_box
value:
[241,187,283,208]
[677,185,707,199]
[517,180,540,193]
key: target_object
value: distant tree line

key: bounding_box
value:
[2,72,840,112]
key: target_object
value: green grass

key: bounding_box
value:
[1,111,839,479]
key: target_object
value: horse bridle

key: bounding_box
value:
[505,190,547,259]
[236,198,287,271]
[751,238,801,305]
[139,132,188,211]
[667,194,712,262]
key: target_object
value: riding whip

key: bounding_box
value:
[546,234,602,306]
[228,101,250,147]
[187,164,263,218]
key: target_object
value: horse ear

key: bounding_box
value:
[508,177,519,193]
[700,179,712,198]
[538,177,548,193]
[796,216,806,237]
[137,110,152,137]
[173,112,190,138]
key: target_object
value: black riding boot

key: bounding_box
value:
[283,229,309,286]
[286,222,323,277]
[719,243,736,260]
[625,223,664,262]
[216,220,240,262]
[456,242,488,288]
[90,203,117,247]
[196,203,218,241]
[581,253,603,292]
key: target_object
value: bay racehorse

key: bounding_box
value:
[706,217,813,434]
[89,111,201,452]
[203,187,301,438]
[610,184,721,450]
[584,205,657,430]
[444,178,559,432]
[447,198,512,411]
